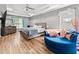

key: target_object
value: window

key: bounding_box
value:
[6,15,29,28]
[59,8,75,30]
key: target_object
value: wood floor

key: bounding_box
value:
[0,32,52,54]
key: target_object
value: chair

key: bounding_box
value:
[44,31,78,54]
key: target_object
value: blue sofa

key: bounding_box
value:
[44,31,78,54]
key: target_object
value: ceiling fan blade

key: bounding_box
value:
[26,4,35,11]
[26,6,34,10]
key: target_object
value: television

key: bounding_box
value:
[0,10,7,36]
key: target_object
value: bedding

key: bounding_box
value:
[20,27,38,37]
[32,25,45,33]
[34,26,45,33]
[20,25,45,38]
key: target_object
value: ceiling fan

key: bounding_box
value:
[26,4,35,11]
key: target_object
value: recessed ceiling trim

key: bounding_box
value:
[7,4,72,17]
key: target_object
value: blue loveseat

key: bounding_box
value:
[44,31,78,54]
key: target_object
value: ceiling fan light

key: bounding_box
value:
[7,8,13,11]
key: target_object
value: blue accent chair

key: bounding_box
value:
[44,31,78,54]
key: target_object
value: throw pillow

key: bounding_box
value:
[65,34,71,40]
[49,31,57,37]
[60,29,66,38]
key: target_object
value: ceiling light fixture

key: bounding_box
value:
[26,4,35,11]
[25,4,35,17]
[7,8,13,11]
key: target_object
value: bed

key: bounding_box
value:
[20,23,47,40]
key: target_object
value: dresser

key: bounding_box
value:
[1,26,16,36]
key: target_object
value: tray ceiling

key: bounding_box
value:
[7,4,71,17]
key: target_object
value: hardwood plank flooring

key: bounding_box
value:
[0,32,53,54]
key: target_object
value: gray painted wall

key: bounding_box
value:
[30,5,78,29]
[30,10,60,29]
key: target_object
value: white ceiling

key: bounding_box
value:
[7,4,71,17]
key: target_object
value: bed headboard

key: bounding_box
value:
[35,23,47,29]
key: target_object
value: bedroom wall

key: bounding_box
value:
[29,11,60,29]
[29,5,77,29]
